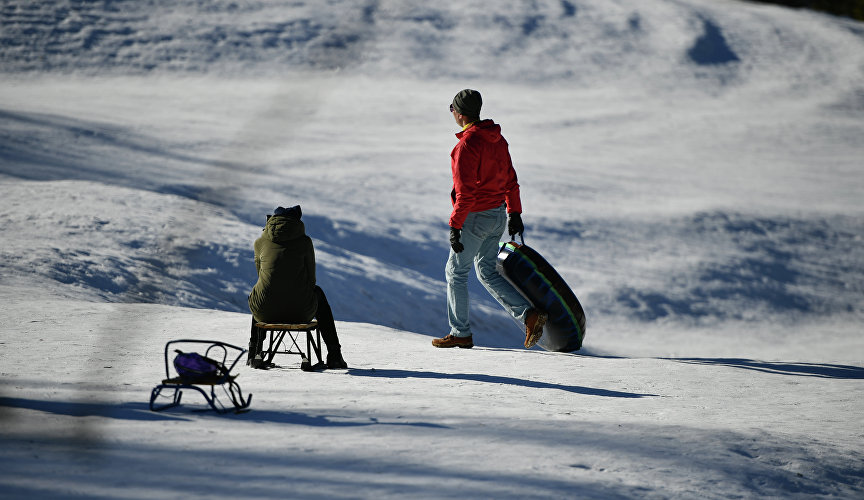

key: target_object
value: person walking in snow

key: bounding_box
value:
[433,89,547,349]
[248,205,347,369]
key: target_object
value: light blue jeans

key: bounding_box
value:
[446,204,531,337]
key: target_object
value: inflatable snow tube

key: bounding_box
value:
[497,241,586,352]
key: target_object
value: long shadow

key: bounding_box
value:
[0,397,187,421]
[346,368,656,398]
[0,395,449,428]
[477,346,628,359]
[667,358,864,379]
[231,408,449,428]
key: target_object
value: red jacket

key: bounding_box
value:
[449,120,522,229]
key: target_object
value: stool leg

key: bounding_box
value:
[264,330,286,365]
[307,328,323,365]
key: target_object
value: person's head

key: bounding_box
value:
[450,89,481,126]
[273,205,302,219]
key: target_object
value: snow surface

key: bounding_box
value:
[1,0,863,498]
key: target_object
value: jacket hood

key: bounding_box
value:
[265,215,306,243]
[458,119,502,143]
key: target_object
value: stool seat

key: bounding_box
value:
[252,320,324,371]
[255,320,318,330]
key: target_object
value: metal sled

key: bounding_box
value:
[150,339,252,414]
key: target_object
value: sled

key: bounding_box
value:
[497,239,586,352]
[149,339,252,414]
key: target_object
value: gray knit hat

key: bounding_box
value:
[452,89,482,118]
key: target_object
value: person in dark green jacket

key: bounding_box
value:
[248,205,346,369]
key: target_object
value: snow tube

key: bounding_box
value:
[496,240,586,352]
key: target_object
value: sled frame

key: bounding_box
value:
[150,339,252,414]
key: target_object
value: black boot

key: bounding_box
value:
[313,287,347,369]
[247,320,260,366]
[326,350,348,369]
[247,320,267,367]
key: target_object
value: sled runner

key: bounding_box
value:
[497,239,586,352]
[252,321,325,371]
[150,339,252,414]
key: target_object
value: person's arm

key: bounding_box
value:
[254,240,262,275]
[449,142,480,229]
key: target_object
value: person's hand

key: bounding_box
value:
[449,227,464,253]
[507,213,524,237]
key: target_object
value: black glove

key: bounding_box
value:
[507,213,524,237]
[449,227,464,253]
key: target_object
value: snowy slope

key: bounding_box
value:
[1,0,863,498]
[1,299,863,498]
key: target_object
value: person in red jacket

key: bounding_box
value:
[432,89,547,349]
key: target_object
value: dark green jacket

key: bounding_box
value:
[248,215,318,323]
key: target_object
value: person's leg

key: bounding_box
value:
[473,206,546,348]
[474,207,531,323]
[314,286,347,368]
[445,212,486,338]
[247,318,267,367]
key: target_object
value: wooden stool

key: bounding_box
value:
[254,320,324,371]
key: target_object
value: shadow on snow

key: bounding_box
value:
[667,358,864,379]
[345,368,656,398]
[0,396,449,428]
[0,397,185,421]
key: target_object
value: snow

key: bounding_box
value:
[1,0,863,498]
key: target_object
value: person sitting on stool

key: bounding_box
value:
[247,205,347,369]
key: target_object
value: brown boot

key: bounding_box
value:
[432,334,474,349]
[524,310,547,348]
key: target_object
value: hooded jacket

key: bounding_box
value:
[449,119,522,229]
[248,215,318,323]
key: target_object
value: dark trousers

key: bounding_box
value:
[248,286,341,361]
